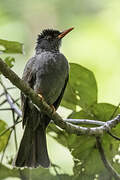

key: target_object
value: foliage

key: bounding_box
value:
[0,163,19,179]
[4,56,15,68]
[0,39,23,54]
[61,63,97,111]
[48,64,120,180]
[0,163,74,180]
[0,120,10,152]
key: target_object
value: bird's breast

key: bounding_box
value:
[34,52,69,104]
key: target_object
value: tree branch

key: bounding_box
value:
[0,85,106,127]
[0,58,120,136]
[96,136,120,180]
[0,72,106,127]
[64,119,104,126]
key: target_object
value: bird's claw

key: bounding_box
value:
[50,105,56,114]
[38,94,55,114]
[38,93,43,100]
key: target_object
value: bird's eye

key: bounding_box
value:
[54,33,59,37]
[46,36,51,40]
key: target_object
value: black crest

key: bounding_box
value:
[37,29,61,42]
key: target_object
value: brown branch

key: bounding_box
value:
[1,57,120,136]
[96,136,120,180]
[0,80,107,126]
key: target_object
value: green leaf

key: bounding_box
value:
[47,123,69,148]
[0,163,19,179]
[0,39,23,54]
[31,168,73,180]
[0,120,10,152]
[91,103,120,121]
[4,56,15,68]
[68,110,95,122]
[61,63,98,111]
[0,163,73,180]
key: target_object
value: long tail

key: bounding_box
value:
[13,120,50,168]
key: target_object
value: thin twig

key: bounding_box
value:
[13,98,20,104]
[0,92,5,97]
[107,103,120,141]
[96,136,120,180]
[7,86,16,90]
[12,110,18,150]
[0,99,7,106]
[0,120,22,137]
[110,103,120,120]
[11,95,20,107]
[0,79,22,116]
[64,119,104,126]
[107,132,120,141]
[5,93,22,117]
[0,108,12,111]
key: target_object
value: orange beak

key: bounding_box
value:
[58,27,74,39]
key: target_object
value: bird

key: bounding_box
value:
[13,27,74,168]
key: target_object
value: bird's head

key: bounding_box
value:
[35,27,74,53]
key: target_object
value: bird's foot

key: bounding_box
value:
[50,105,56,114]
[38,93,44,100]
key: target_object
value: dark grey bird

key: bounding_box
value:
[13,27,73,168]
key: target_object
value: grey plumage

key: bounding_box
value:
[13,28,72,168]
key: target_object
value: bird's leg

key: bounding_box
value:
[38,93,44,100]
[50,104,56,113]
[38,93,55,113]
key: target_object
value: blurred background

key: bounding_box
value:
[0,0,120,179]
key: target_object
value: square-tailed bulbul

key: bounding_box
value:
[13,27,74,168]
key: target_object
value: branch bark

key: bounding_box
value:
[0,58,120,136]
[1,81,105,126]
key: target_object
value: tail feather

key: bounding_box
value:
[13,121,50,168]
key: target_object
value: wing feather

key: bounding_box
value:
[53,74,69,110]
[21,57,36,127]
